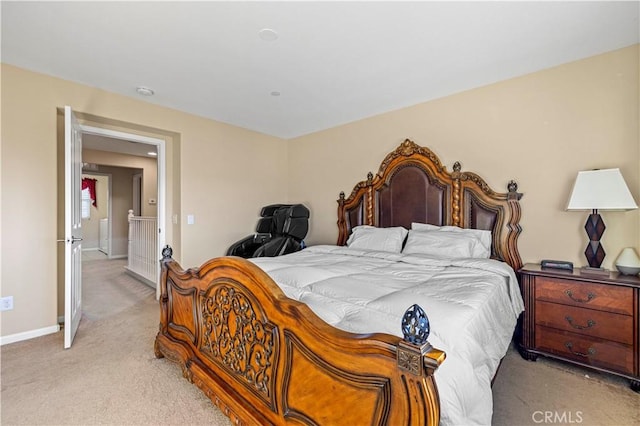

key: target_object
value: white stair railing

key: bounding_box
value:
[126,209,157,286]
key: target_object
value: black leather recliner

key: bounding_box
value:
[227,204,310,258]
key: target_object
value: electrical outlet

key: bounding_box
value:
[0,296,14,311]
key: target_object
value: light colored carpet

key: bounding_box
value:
[1,256,637,425]
[1,254,231,426]
[494,343,639,426]
[81,252,155,322]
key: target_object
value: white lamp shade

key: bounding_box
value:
[566,168,638,211]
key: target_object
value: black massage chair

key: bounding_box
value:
[226,204,310,258]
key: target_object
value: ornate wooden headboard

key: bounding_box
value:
[337,139,524,271]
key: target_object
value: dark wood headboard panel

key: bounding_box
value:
[337,139,523,271]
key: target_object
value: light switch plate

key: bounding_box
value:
[0,296,14,311]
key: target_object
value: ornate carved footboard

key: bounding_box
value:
[155,246,445,425]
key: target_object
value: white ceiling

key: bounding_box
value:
[82,133,158,158]
[2,1,639,139]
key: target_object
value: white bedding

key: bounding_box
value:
[250,245,524,426]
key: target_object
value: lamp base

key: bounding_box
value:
[584,213,606,268]
[579,266,610,277]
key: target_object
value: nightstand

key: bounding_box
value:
[518,263,640,391]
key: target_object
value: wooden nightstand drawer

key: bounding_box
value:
[535,326,634,375]
[535,277,633,315]
[535,301,633,344]
[519,264,640,390]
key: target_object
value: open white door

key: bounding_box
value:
[64,106,83,348]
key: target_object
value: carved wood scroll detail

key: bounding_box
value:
[378,139,446,173]
[397,343,423,376]
[397,341,444,378]
[191,374,246,426]
[200,284,278,406]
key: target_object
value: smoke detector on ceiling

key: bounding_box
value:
[258,28,278,41]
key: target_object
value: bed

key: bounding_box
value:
[155,139,524,425]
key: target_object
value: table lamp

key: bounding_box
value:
[566,168,638,270]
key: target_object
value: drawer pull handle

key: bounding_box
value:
[565,316,596,330]
[564,289,595,303]
[564,342,596,357]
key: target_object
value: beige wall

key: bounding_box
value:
[1,45,638,341]
[288,45,640,270]
[84,164,139,258]
[1,64,288,339]
[83,149,158,217]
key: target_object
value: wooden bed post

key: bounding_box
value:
[365,171,374,226]
[154,245,172,359]
[451,161,463,227]
[396,304,446,426]
[337,192,346,229]
[505,180,524,271]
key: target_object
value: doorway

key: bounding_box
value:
[80,172,112,258]
[79,127,166,329]
[79,140,160,325]
[132,173,142,216]
[61,107,170,348]
[80,125,166,295]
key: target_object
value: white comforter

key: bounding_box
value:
[250,245,524,426]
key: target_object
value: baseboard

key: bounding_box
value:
[0,324,60,346]
[124,267,156,288]
[110,254,127,259]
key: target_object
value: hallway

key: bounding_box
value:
[81,250,155,323]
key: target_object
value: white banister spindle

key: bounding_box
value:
[126,211,157,286]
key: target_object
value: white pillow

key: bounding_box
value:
[410,223,441,232]
[402,229,480,259]
[346,225,408,253]
[410,222,492,258]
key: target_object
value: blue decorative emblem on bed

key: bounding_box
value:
[402,304,430,345]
